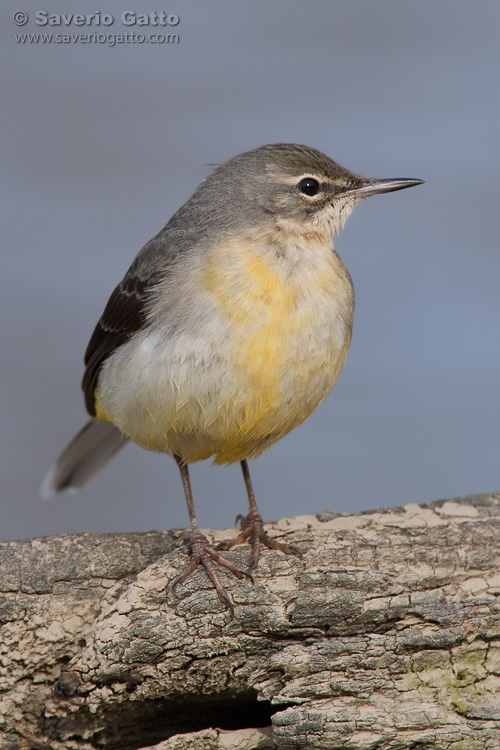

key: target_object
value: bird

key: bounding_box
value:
[42,143,423,615]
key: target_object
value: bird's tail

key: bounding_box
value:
[41,419,129,499]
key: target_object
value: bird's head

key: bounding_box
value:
[245,143,423,240]
[171,144,423,250]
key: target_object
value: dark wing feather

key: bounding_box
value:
[82,273,154,415]
[82,233,175,417]
[81,224,189,416]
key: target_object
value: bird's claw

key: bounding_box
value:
[170,529,252,618]
[217,509,302,572]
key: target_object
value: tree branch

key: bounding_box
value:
[2,493,500,749]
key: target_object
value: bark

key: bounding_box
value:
[2,493,500,750]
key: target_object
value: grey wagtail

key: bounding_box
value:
[42,143,423,615]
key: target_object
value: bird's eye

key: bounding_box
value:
[298,177,320,197]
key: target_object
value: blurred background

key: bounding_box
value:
[1,1,499,541]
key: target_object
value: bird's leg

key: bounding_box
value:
[217,460,302,572]
[169,455,252,617]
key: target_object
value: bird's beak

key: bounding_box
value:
[345,177,424,198]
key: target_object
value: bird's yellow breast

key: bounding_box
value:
[196,240,353,462]
[97,239,354,464]
[203,247,296,407]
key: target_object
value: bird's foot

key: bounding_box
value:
[170,528,253,617]
[217,509,302,572]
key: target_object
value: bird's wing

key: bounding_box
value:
[82,235,172,416]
